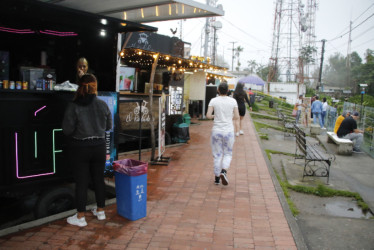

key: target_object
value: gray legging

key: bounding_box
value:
[342,133,364,150]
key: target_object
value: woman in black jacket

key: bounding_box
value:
[233,83,251,136]
[62,74,112,227]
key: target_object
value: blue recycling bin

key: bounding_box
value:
[113,159,147,221]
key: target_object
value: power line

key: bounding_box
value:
[353,3,374,22]
[328,3,374,41]
[329,12,374,42]
[220,16,269,46]
[352,25,374,40]
[353,37,374,50]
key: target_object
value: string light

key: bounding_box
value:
[119,48,228,74]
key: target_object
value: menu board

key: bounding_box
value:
[168,86,183,115]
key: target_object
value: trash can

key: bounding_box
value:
[113,159,148,221]
[172,122,190,143]
[269,100,274,108]
[183,113,191,125]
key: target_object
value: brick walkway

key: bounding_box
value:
[0,114,297,249]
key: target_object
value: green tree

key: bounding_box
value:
[247,60,257,74]
[352,49,374,96]
[300,45,317,64]
[323,53,349,87]
[256,64,281,82]
[235,46,243,71]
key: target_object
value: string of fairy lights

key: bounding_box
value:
[119,48,232,80]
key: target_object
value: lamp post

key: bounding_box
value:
[359,83,368,120]
[359,83,368,106]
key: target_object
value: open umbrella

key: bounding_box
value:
[238,75,266,86]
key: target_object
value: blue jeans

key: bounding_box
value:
[313,112,323,128]
[321,111,326,126]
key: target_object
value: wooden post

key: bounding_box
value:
[149,53,159,161]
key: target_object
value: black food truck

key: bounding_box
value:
[0,0,156,226]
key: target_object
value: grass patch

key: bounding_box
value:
[265,150,372,215]
[272,165,300,216]
[250,113,279,120]
[253,120,284,133]
[259,133,269,140]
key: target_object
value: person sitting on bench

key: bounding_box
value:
[334,110,351,134]
[337,112,364,153]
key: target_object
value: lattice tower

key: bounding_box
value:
[268,0,305,83]
[303,0,318,82]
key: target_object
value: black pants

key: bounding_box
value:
[68,141,106,212]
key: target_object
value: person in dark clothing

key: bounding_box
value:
[337,111,364,153]
[62,74,112,227]
[233,83,251,136]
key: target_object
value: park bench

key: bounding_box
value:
[278,111,295,138]
[294,125,335,184]
[326,131,353,155]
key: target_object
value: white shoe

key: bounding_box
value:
[235,132,239,137]
[91,208,106,220]
[67,214,87,227]
[239,130,244,135]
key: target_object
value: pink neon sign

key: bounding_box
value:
[15,133,55,179]
[34,105,47,116]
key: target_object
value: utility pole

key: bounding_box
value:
[318,39,326,91]
[346,21,352,91]
[230,41,236,71]
[203,0,210,59]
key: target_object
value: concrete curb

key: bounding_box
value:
[250,115,308,250]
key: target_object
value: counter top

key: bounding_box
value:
[120,91,167,97]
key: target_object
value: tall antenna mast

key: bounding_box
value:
[268,0,306,83]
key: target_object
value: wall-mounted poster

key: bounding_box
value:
[119,66,135,91]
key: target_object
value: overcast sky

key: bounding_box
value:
[148,0,374,69]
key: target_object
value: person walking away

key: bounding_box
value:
[321,97,328,127]
[295,95,306,126]
[62,74,112,227]
[311,96,324,128]
[233,83,251,136]
[334,110,350,134]
[248,88,255,111]
[206,82,239,186]
[337,112,364,153]
[328,104,337,129]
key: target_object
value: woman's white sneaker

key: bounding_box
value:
[91,208,106,220]
[67,214,87,227]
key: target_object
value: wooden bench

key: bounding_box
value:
[294,125,335,184]
[326,131,353,155]
[278,111,295,138]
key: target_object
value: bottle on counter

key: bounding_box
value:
[9,81,15,89]
[22,81,28,90]
[3,80,9,89]
[16,81,22,90]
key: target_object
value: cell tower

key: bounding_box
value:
[268,0,317,84]
[302,0,318,82]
